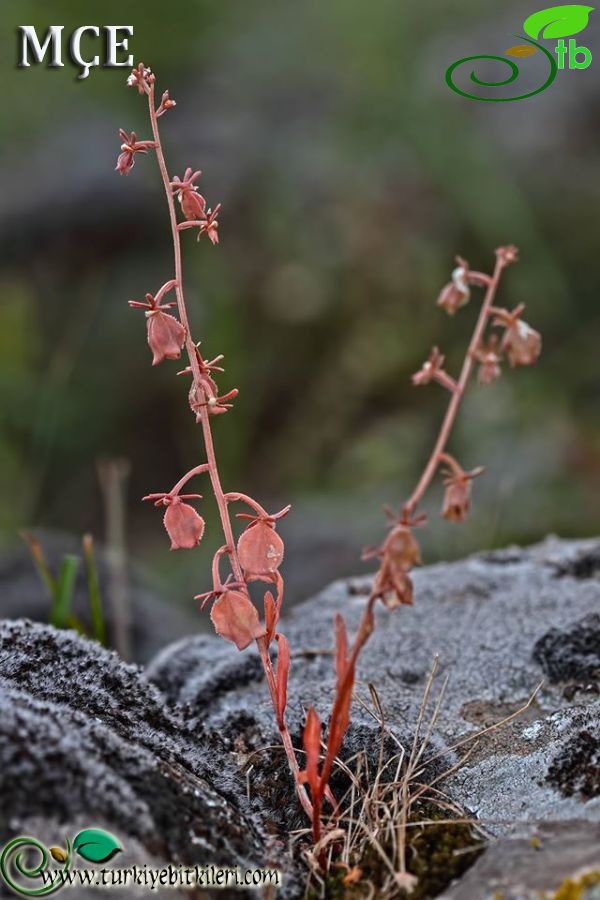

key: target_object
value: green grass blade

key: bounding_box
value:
[51,555,80,629]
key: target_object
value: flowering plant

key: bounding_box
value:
[115,63,541,853]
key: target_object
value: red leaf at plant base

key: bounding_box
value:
[264,591,278,645]
[300,706,322,795]
[237,521,284,578]
[210,590,266,650]
[328,662,354,765]
[275,633,290,726]
[335,614,348,684]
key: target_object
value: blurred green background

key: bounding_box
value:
[0,0,598,613]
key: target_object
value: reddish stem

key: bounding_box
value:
[403,255,508,517]
[170,464,210,496]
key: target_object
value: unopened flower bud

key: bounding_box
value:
[127,63,153,94]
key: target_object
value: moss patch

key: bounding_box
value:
[312,804,483,899]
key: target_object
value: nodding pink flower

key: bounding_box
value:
[143,492,205,550]
[473,337,502,385]
[147,310,186,365]
[210,590,266,650]
[236,510,289,579]
[437,260,470,315]
[198,206,220,245]
[127,62,153,94]
[382,523,422,570]
[478,350,502,385]
[129,285,186,365]
[491,305,542,367]
[502,320,542,367]
[115,129,156,176]
[171,169,207,221]
[379,565,414,609]
[364,522,421,607]
[440,457,484,523]
[164,497,205,549]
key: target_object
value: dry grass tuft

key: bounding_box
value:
[299,657,541,899]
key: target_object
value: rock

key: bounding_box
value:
[147,536,600,897]
[442,822,600,900]
[0,619,270,900]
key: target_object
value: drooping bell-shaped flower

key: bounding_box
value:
[181,189,206,221]
[238,520,284,579]
[163,497,205,550]
[198,206,220,245]
[146,309,186,365]
[129,285,186,366]
[210,590,266,650]
[382,524,422,570]
[440,456,484,523]
[473,337,502,385]
[491,304,542,368]
[502,319,542,367]
[437,264,470,315]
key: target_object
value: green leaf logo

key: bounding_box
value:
[73,829,122,864]
[523,5,594,39]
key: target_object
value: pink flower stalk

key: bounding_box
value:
[118,63,314,826]
[368,245,541,600]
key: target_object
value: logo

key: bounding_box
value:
[446,4,594,101]
[0,829,121,896]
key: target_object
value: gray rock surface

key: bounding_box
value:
[0,620,271,900]
[0,536,598,898]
